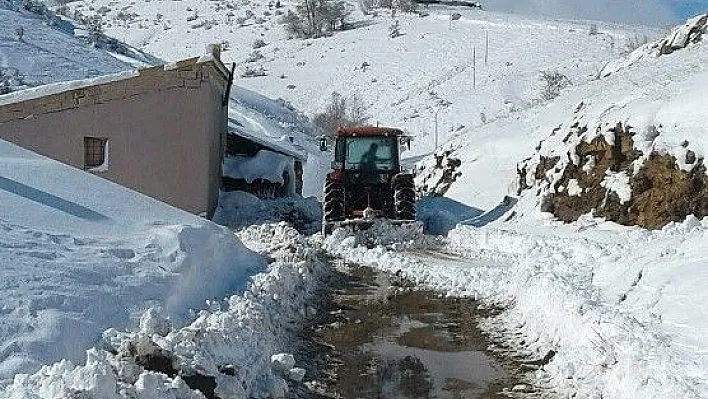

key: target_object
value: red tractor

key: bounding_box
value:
[320,127,417,235]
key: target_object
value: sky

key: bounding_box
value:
[483,0,706,25]
[666,0,708,18]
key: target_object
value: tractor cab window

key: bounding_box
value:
[345,137,396,171]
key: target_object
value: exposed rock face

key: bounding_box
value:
[631,154,708,229]
[656,13,707,55]
[519,123,708,229]
[415,147,462,197]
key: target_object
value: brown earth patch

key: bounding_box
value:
[520,122,708,229]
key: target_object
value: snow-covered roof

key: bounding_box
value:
[223,151,293,184]
[228,86,309,161]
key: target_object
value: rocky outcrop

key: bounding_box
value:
[600,14,707,77]
[415,147,462,197]
[630,153,708,229]
[519,122,708,229]
[655,13,707,55]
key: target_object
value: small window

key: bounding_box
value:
[84,137,108,170]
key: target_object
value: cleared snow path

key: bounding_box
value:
[323,220,708,399]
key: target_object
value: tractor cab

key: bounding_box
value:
[321,127,416,234]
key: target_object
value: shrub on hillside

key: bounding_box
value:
[312,92,369,136]
[388,19,403,38]
[623,34,649,54]
[360,0,416,15]
[281,0,351,38]
[242,65,267,77]
[245,50,264,63]
[538,71,571,102]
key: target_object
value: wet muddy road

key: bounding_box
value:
[293,259,532,399]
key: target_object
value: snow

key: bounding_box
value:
[0,139,264,380]
[227,86,329,198]
[223,150,295,188]
[566,178,583,196]
[324,214,708,399]
[0,0,150,92]
[0,70,137,106]
[213,190,322,234]
[60,0,657,160]
[600,13,707,77]
[600,171,631,204]
[271,353,296,372]
[1,222,330,398]
[228,86,310,161]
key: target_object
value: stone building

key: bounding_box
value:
[0,48,231,218]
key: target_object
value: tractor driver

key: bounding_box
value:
[360,142,381,171]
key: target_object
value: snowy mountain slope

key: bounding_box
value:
[412,13,706,212]
[319,13,708,399]
[0,139,265,379]
[0,0,156,91]
[324,23,708,381]
[59,0,658,156]
[52,0,664,200]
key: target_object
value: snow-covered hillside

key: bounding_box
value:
[58,0,658,156]
[0,0,156,91]
[415,13,707,214]
[0,140,265,380]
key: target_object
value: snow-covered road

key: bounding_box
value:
[324,219,708,399]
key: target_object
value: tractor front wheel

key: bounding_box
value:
[323,179,345,222]
[393,174,416,220]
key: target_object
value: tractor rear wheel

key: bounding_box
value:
[323,180,345,222]
[393,175,416,220]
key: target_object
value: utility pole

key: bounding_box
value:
[434,110,439,150]
[473,47,476,89]
[485,30,489,66]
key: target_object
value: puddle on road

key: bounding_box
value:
[295,264,528,399]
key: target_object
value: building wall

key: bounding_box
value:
[0,61,228,217]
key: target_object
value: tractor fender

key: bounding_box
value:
[391,172,414,186]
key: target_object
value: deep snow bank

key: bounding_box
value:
[447,218,708,399]
[1,223,329,398]
[213,190,322,234]
[0,140,263,379]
